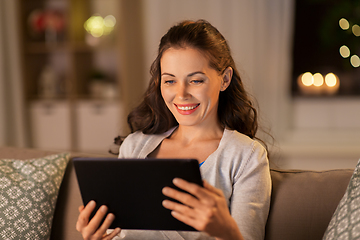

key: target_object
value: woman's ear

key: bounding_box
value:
[220,67,233,91]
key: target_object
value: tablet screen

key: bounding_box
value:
[73,158,203,231]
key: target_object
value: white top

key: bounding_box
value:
[114,127,271,240]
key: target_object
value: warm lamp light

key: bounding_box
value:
[325,73,337,87]
[324,73,340,95]
[313,73,324,87]
[301,72,313,86]
[84,14,116,38]
[298,72,340,95]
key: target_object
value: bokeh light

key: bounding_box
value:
[313,73,324,87]
[339,45,350,58]
[352,24,360,37]
[339,18,350,30]
[325,73,337,87]
[301,72,313,86]
[104,15,116,28]
[298,72,340,95]
[84,14,116,38]
[350,55,360,68]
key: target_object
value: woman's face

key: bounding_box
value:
[160,47,231,129]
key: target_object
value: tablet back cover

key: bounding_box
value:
[73,158,203,231]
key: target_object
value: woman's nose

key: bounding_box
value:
[176,83,191,100]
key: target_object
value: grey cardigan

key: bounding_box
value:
[114,127,271,240]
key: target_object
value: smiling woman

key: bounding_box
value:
[76,20,271,240]
[160,47,232,131]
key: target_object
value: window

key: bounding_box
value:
[292,0,360,96]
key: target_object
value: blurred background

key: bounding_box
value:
[0,0,359,170]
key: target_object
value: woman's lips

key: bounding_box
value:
[174,104,200,115]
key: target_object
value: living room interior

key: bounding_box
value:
[0,0,359,171]
[1,1,360,239]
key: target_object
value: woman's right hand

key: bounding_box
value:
[76,200,121,240]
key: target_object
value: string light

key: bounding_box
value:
[339,18,350,30]
[352,24,360,37]
[339,45,350,58]
[338,18,360,68]
[350,55,360,68]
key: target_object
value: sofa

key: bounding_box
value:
[0,146,353,240]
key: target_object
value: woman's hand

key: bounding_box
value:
[162,179,244,240]
[76,200,121,240]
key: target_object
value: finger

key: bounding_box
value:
[170,210,205,231]
[76,201,96,231]
[162,186,199,208]
[93,213,118,239]
[173,179,227,210]
[97,213,115,233]
[104,228,121,240]
[78,205,84,213]
[163,199,205,230]
[172,178,216,200]
[162,199,198,219]
[87,205,109,231]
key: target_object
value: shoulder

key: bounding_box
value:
[118,131,155,158]
[118,127,177,158]
[217,129,270,187]
[220,129,269,173]
[123,130,150,144]
[222,129,266,155]
[118,131,145,158]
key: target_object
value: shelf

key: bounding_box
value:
[19,0,124,151]
[25,42,119,54]
[25,42,69,53]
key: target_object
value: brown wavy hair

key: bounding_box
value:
[126,19,263,144]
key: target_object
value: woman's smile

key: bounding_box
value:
[175,103,200,114]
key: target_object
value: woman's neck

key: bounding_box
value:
[171,124,224,145]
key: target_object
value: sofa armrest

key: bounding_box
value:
[265,168,353,240]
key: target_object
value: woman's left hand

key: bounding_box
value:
[162,179,244,240]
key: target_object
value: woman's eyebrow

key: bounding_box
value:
[161,73,175,77]
[188,71,205,77]
[161,71,205,77]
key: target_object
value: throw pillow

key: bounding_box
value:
[323,159,360,240]
[0,153,70,240]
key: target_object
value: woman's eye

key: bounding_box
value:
[191,79,204,84]
[163,80,175,84]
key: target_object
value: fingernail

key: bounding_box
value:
[173,178,180,184]
[89,200,96,207]
[100,205,108,213]
[171,211,179,217]
[162,187,169,194]
[107,213,115,220]
[114,228,122,236]
[162,200,170,207]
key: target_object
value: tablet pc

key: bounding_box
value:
[73,157,203,231]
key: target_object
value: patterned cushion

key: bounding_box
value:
[323,159,360,240]
[0,153,70,240]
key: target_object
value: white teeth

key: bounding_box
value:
[177,105,197,110]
